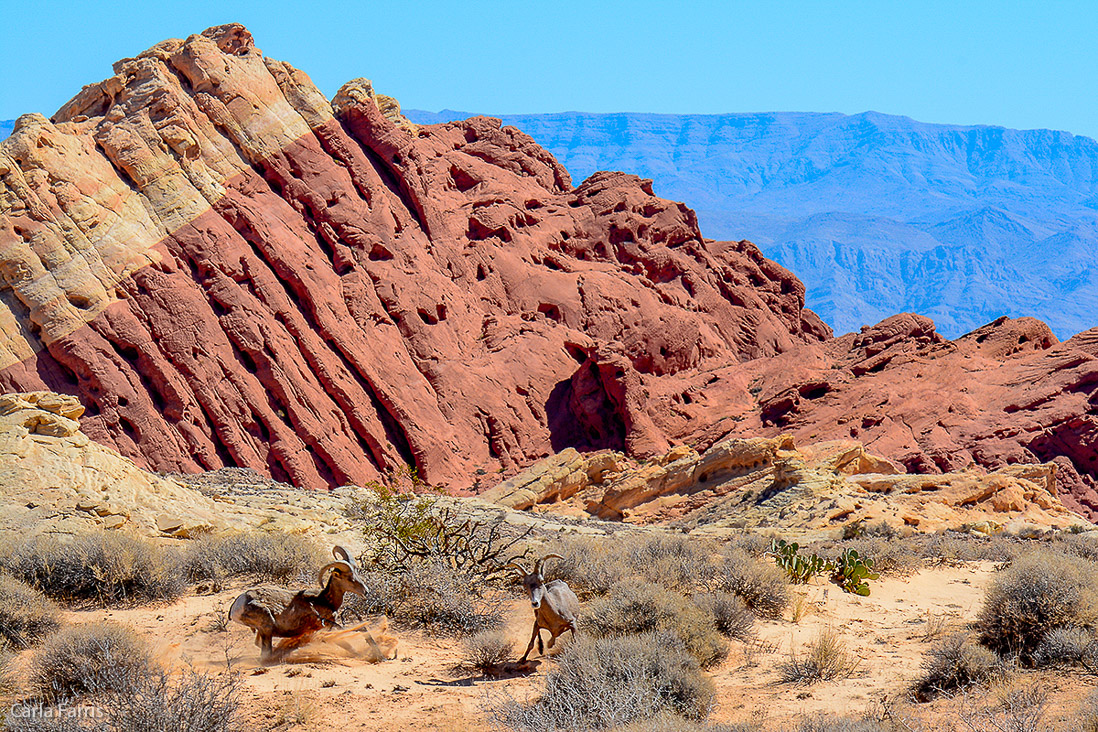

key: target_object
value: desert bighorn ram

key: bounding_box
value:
[507,554,580,662]
[229,546,366,660]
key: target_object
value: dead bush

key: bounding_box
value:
[914,633,1006,700]
[341,560,503,635]
[0,573,62,649]
[180,531,324,587]
[461,629,513,675]
[104,666,240,732]
[811,538,921,577]
[0,533,183,606]
[30,623,151,702]
[712,548,789,619]
[779,628,861,684]
[619,712,745,731]
[1032,626,1098,669]
[583,579,728,668]
[491,632,715,730]
[976,550,1098,662]
[693,592,755,641]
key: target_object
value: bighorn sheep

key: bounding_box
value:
[508,554,580,662]
[229,546,366,660]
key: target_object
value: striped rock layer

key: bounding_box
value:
[0,25,828,490]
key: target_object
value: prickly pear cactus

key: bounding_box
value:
[833,548,880,596]
[769,539,831,584]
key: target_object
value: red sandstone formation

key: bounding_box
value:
[0,25,1094,518]
[0,25,826,491]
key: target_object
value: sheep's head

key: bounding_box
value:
[318,546,366,602]
[509,554,564,610]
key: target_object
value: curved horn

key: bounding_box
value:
[332,546,352,563]
[318,560,353,586]
[504,561,529,578]
[534,553,565,574]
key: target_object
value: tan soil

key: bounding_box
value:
[5,563,1093,731]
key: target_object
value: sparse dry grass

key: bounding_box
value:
[779,628,861,684]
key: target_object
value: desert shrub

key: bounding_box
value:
[0,533,183,605]
[179,531,324,587]
[796,717,887,732]
[350,480,531,579]
[1054,533,1098,563]
[1032,626,1098,669]
[623,534,716,592]
[693,592,754,641]
[914,633,1006,700]
[976,550,1098,662]
[712,548,789,619]
[461,629,513,674]
[492,632,715,730]
[778,628,860,684]
[30,623,151,702]
[0,573,62,649]
[104,667,240,732]
[619,713,745,731]
[583,579,728,668]
[341,560,503,635]
[544,535,631,597]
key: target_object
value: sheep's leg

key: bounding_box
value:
[520,624,540,662]
[259,633,273,660]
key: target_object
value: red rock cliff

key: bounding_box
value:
[0,24,828,490]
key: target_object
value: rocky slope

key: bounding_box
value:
[480,432,1082,536]
[0,25,1094,522]
[0,25,827,492]
[406,109,1098,339]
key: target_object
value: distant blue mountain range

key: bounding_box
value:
[406,109,1098,339]
[7,111,1095,339]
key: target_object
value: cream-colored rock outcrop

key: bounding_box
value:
[482,434,1084,537]
[0,391,359,541]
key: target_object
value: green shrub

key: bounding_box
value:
[0,533,183,605]
[583,579,728,668]
[30,623,151,702]
[491,633,715,730]
[712,549,789,619]
[0,573,62,649]
[693,592,754,641]
[914,633,1006,700]
[180,531,324,587]
[976,550,1098,662]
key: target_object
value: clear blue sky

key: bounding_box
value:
[2,0,1096,138]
